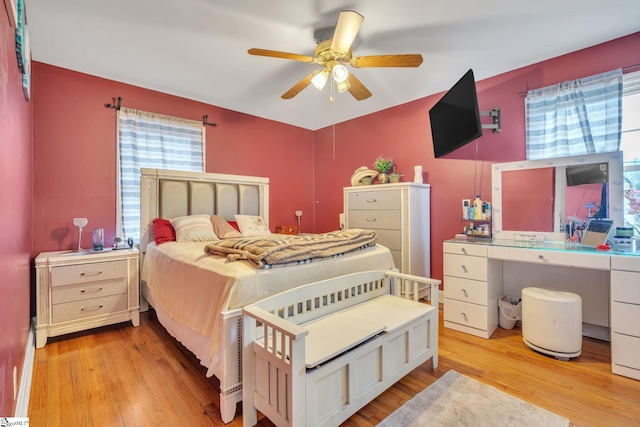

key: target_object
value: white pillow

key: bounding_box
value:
[234,214,271,237]
[170,214,219,242]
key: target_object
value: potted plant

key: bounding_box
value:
[389,165,402,183]
[374,156,394,184]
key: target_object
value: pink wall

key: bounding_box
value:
[0,11,33,416]
[31,64,316,255]
[313,32,640,281]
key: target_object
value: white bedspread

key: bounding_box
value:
[141,239,395,376]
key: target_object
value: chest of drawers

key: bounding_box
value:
[35,248,140,348]
[611,255,640,380]
[443,241,503,338]
[344,183,431,279]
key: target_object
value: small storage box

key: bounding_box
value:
[522,287,582,360]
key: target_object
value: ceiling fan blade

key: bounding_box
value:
[330,10,364,54]
[281,70,322,99]
[248,48,315,63]
[351,54,423,68]
[346,73,372,101]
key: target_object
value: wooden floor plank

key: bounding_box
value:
[29,308,640,427]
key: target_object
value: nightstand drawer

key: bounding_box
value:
[51,259,128,286]
[51,278,128,304]
[444,276,489,305]
[348,210,401,230]
[443,241,488,257]
[444,299,489,330]
[52,294,129,323]
[444,254,487,281]
[347,190,401,210]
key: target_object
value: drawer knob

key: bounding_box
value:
[366,198,378,203]
[366,218,378,222]
[461,265,468,273]
[461,288,469,298]
[461,248,467,254]
[80,270,104,276]
[80,287,104,294]
[461,312,468,322]
[81,304,104,312]
[538,255,544,260]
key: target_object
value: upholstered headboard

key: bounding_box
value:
[139,168,269,254]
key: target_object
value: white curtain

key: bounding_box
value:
[117,108,204,242]
[526,69,623,160]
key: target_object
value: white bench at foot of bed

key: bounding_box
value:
[242,270,440,427]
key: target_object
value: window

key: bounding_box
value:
[621,70,640,236]
[117,108,205,242]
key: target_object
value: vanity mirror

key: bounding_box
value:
[492,151,624,242]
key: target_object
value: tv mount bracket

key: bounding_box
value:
[480,108,501,133]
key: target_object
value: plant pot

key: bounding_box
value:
[389,173,402,183]
[378,172,390,184]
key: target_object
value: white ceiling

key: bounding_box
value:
[27,0,640,131]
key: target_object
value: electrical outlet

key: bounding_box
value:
[13,365,17,400]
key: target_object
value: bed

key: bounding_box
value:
[138,168,395,423]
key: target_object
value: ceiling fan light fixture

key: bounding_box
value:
[332,64,349,83]
[336,79,351,93]
[311,70,328,90]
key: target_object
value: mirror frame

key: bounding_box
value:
[492,151,624,242]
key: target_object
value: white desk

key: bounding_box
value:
[443,238,640,380]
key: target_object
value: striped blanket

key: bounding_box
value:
[203,229,377,269]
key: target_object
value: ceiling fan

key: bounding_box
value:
[248,10,423,101]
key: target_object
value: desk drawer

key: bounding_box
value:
[611,271,640,304]
[487,246,610,270]
[444,299,489,331]
[443,241,487,257]
[51,278,128,304]
[611,255,640,273]
[444,276,488,305]
[612,333,640,371]
[51,260,128,286]
[347,190,401,210]
[348,210,401,230]
[52,293,129,323]
[612,301,640,336]
[444,254,487,281]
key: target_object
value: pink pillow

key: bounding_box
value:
[153,218,176,245]
[211,215,242,239]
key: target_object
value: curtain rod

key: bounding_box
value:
[104,96,218,127]
[517,63,640,96]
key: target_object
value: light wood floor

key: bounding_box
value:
[29,308,640,427]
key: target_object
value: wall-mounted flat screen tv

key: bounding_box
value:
[429,69,483,158]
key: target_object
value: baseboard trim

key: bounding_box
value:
[15,317,35,417]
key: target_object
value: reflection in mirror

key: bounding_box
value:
[492,151,624,242]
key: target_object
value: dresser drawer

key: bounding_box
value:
[347,190,401,210]
[51,260,128,286]
[443,241,487,257]
[488,246,610,270]
[52,293,129,323]
[348,210,401,230]
[612,301,640,336]
[444,276,489,305]
[611,271,640,304]
[444,254,487,281]
[51,278,128,305]
[444,299,489,331]
[374,229,402,251]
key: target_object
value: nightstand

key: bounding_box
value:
[34,248,140,348]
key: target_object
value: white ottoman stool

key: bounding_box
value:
[521,287,582,360]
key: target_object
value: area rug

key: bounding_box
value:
[377,370,569,427]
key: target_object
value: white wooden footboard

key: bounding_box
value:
[242,270,440,427]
